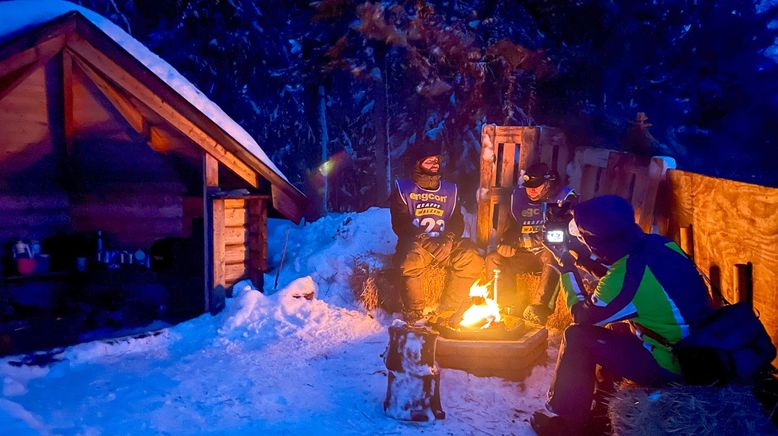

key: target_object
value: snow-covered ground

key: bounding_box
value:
[0,208,558,435]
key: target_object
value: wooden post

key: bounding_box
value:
[477,125,496,247]
[204,153,225,314]
[248,197,268,291]
[734,263,753,308]
[679,225,694,260]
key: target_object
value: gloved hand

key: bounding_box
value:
[567,237,591,260]
[542,240,576,274]
[517,232,543,250]
[496,243,517,257]
[416,233,453,261]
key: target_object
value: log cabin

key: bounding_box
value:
[0,2,307,354]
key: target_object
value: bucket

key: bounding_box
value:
[16,258,36,275]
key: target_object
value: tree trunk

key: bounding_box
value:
[371,44,390,203]
[318,84,329,213]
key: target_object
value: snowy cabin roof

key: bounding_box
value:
[0,0,307,222]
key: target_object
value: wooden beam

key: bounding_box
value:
[66,37,259,188]
[62,51,74,157]
[0,15,73,77]
[205,152,219,187]
[70,51,146,135]
[205,152,226,314]
[0,60,39,103]
[149,125,174,153]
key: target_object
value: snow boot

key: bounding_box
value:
[523,304,553,326]
[403,309,425,325]
[530,411,583,436]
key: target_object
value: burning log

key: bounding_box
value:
[447,279,501,329]
[383,320,445,422]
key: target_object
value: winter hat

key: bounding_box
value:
[408,136,443,166]
[572,195,643,263]
[522,162,558,188]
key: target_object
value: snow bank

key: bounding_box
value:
[265,207,397,307]
[0,208,558,434]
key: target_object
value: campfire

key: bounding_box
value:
[430,275,528,342]
[458,280,501,329]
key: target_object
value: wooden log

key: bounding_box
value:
[518,126,539,170]
[224,245,247,265]
[225,208,248,227]
[224,263,246,283]
[224,199,246,209]
[383,322,445,422]
[223,226,247,246]
[248,198,268,275]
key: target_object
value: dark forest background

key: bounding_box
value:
[72,0,778,214]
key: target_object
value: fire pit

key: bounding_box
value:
[430,280,548,380]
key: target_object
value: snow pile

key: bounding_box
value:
[219,277,384,357]
[0,208,558,434]
[266,207,397,307]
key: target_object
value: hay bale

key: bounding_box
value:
[608,383,776,435]
[350,259,378,311]
[422,265,447,310]
[350,258,449,313]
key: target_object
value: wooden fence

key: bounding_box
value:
[663,170,778,345]
[476,124,778,353]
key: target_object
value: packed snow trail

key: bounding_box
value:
[0,208,557,435]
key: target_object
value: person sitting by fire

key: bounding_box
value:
[389,138,484,324]
[484,162,576,326]
[530,195,715,435]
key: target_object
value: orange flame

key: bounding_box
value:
[459,280,501,329]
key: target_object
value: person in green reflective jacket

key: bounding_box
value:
[531,195,715,435]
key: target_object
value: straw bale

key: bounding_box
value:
[608,383,776,435]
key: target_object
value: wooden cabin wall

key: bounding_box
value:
[0,65,60,191]
[66,64,202,249]
[664,169,778,346]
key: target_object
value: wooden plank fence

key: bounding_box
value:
[663,170,778,354]
[475,123,778,358]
